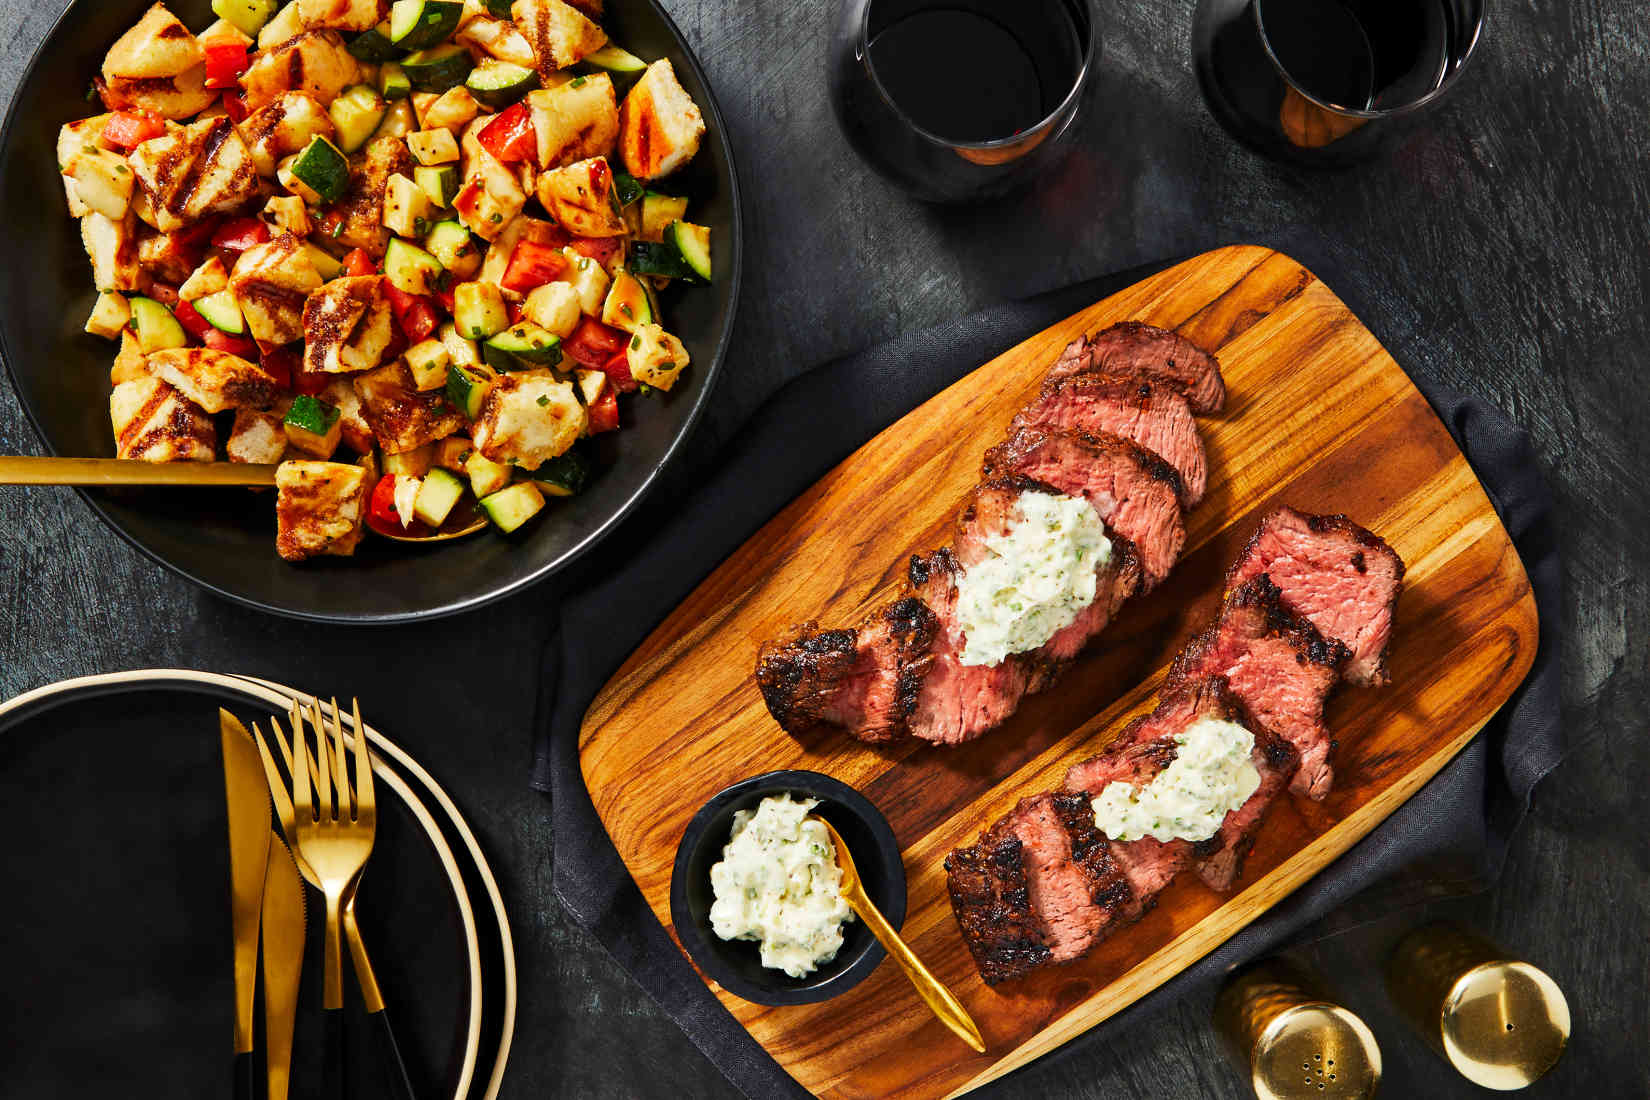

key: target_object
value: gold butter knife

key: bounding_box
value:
[262,832,307,1100]
[220,710,272,1100]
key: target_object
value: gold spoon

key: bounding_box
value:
[0,456,488,543]
[814,817,986,1053]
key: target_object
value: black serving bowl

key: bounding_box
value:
[0,0,741,623]
[671,771,908,1006]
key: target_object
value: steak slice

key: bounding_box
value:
[1015,371,1208,507]
[1167,575,1350,799]
[1047,322,1226,414]
[1227,507,1406,687]
[986,792,1135,965]
[944,831,1051,985]
[982,428,1185,589]
[754,597,938,742]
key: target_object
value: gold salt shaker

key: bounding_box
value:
[1214,958,1382,1099]
[1386,922,1570,1090]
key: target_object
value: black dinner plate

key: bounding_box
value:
[0,0,742,623]
[0,684,473,1097]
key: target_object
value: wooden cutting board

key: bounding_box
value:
[578,245,1538,1098]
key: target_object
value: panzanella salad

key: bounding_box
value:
[64,0,712,560]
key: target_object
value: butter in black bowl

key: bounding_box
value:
[671,770,907,1006]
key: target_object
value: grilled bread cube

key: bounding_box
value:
[86,291,132,339]
[382,173,435,237]
[179,255,231,300]
[535,156,625,237]
[275,459,368,560]
[264,195,312,235]
[239,92,337,177]
[625,322,688,391]
[58,116,114,217]
[521,281,581,337]
[407,128,461,165]
[227,408,290,464]
[471,371,586,471]
[136,226,204,284]
[453,147,527,241]
[302,274,395,374]
[144,346,280,413]
[103,3,204,81]
[352,359,468,453]
[455,14,539,69]
[102,67,219,121]
[242,30,363,112]
[128,117,262,231]
[320,135,415,257]
[110,375,215,462]
[297,0,389,32]
[259,0,308,49]
[231,232,324,345]
[560,247,609,314]
[527,74,617,170]
[61,146,134,220]
[513,0,606,80]
[421,87,482,134]
[110,330,149,385]
[617,60,704,181]
[321,376,374,451]
[81,211,143,293]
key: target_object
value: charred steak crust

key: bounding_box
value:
[944,833,1052,985]
[982,427,1185,503]
[753,623,859,733]
[1171,574,1353,685]
[1048,322,1227,415]
[1047,792,1136,915]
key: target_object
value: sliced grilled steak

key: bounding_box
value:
[944,831,1051,985]
[1227,507,1405,686]
[1167,576,1350,799]
[986,792,1135,964]
[1015,371,1209,507]
[1048,323,1226,414]
[982,428,1185,589]
[754,598,939,742]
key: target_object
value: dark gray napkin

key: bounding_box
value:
[532,261,1565,1098]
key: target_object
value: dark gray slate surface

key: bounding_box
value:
[1,1,1646,1097]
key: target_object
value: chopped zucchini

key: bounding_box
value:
[404,337,452,390]
[639,191,688,241]
[85,292,130,339]
[626,323,690,391]
[412,465,465,526]
[453,281,508,339]
[329,85,388,153]
[424,220,480,276]
[382,442,434,476]
[483,323,562,371]
[389,0,463,50]
[383,237,444,296]
[479,481,544,533]
[439,322,483,368]
[533,447,592,497]
[129,297,187,353]
[582,44,648,75]
[283,395,342,457]
[380,62,412,100]
[665,221,712,281]
[611,171,644,208]
[445,363,494,420]
[370,98,417,142]
[600,271,656,333]
[346,22,403,62]
[465,449,512,498]
[482,0,512,15]
[627,239,697,283]
[288,136,351,204]
[193,289,246,335]
[212,0,278,36]
[401,43,473,92]
[414,164,460,207]
[305,243,344,280]
[465,59,537,108]
[383,173,436,237]
[258,2,304,50]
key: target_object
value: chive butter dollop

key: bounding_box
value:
[1090,718,1261,843]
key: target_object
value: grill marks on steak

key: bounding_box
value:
[944,831,1051,984]
[1016,371,1209,507]
[1227,507,1405,686]
[1168,576,1350,799]
[982,428,1186,589]
[1047,323,1227,414]
[989,793,1134,964]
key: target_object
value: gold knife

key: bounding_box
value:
[220,710,271,1100]
[262,832,307,1100]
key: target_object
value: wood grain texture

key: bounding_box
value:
[578,247,1539,1097]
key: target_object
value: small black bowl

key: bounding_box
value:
[671,771,907,1006]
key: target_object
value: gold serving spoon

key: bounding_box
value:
[0,456,487,543]
[815,817,986,1053]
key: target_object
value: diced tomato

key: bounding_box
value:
[211,217,270,252]
[203,40,250,89]
[476,102,536,164]
[381,281,418,316]
[434,284,456,313]
[258,346,296,389]
[500,239,568,294]
[221,90,249,123]
[598,347,638,393]
[204,327,260,357]
[342,248,376,278]
[568,237,622,268]
[172,297,213,340]
[366,474,432,538]
[563,317,630,369]
[383,282,441,343]
[586,387,620,433]
[292,368,330,396]
[99,110,166,151]
[172,218,221,253]
[145,282,181,307]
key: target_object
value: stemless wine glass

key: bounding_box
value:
[829,0,1100,202]
[1193,0,1486,165]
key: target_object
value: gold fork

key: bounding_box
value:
[252,700,418,1098]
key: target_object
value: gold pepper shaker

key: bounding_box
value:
[1386,922,1570,1090]
[1214,958,1382,1099]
